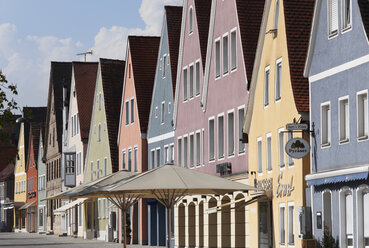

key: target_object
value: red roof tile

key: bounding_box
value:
[100,58,126,173]
[128,36,160,133]
[165,6,183,95]
[283,0,314,113]
[195,0,212,69]
[236,0,265,86]
[73,62,98,141]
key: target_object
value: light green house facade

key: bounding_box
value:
[83,58,125,241]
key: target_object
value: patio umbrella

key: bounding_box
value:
[79,163,257,248]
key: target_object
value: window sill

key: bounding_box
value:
[342,25,352,34]
[357,135,368,141]
[328,31,338,39]
[275,97,281,102]
[339,138,349,144]
[321,142,330,148]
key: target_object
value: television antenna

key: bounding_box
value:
[76,50,93,62]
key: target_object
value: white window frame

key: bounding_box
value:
[130,97,135,124]
[279,203,286,245]
[162,54,167,78]
[202,128,205,165]
[339,187,354,248]
[128,147,132,171]
[161,101,165,125]
[357,90,368,141]
[275,58,282,101]
[264,66,270,107]
[125,100,129,125]
[218,113,225,160]
[196,130,201,167]
[321,101,331,147]
[156,147,161,168]
[104,157,107,176]
[189,6,193,35]
[195,59,201,96]
[189,63,194,99]
[238,106,246,154]
[151,149,155,169]
[287,131,294,167]
[98,123,101,142]
[328,0,339,38]
[122,149,126,170]
[230,27,237,71]
[222,32,229,75]
[170,143,174,163]
[274,0,280,31]
[288,202,295,245]
[209,117,215,162]
[183,67,188,101]
[164,145,169,164]
[134,145,138,172]
[341,0,352,32]
[96,159,100,179]
[177,137,182,167]
[266,132,272,172]
[227,109,235,157]
[257,137,263,174]
[189,132,195,167]
[183,135,188,167]
[338,96,350,144]
[215,38,221,79]
[356,185,369,248]
[278,128,285,168]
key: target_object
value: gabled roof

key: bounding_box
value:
[195,0,212,69]
[73,62,98,141]
[359,0,369,41]
[244,0,313,134]
[27,122,45,171]
[128,36,160,133]
[100,58,125,173]
[165,5,183,95]
[236,0,265,85]
[44,62,72,155]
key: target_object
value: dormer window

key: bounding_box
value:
[189,7,193,34]
[342,0,351,31]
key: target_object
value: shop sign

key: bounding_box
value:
[285,138,310,159]
[255,178,273,191]
[286,123,308,131]
[276,172,294,198]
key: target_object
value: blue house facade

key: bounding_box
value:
[304,1,369,247]
[146,6,182,247]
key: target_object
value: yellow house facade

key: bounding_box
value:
[244,0,314,247]
[14,123,27,231]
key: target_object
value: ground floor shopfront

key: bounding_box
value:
[14,208,26,232]
[306,166,369,248]
[26,204,37,233]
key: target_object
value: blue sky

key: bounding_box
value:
[0,0,182,109]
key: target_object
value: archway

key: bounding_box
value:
[199,201,204,247]
[178,203,186,247]
[188,203,196,247]
[235,194,245,248]
[208,197,217,248]
[221,196,231,248]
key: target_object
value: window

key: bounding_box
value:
[287,132,294,165]
[164,146,169,163]
[77,152,82,175]
[339,97,349,142]
[131,98,134,123]
[128,64,131,78]
[238,108,245,153]
[97,160,100,179]
[162,55,166,77]
[128,149,132,171]
[323,191,332,233]
[178,138,182,166]
[125,100,129,125]
[288,203,294,245]
[184,136,188,167]
[195,61,200,95]
[328,0,338,36]
[357,92,368,139]
[280,204,285,245]
[321,103,331,146]
[39,208,43,227]
[161,102,165,124]
[196,132,200,166]
[65,153,75,174]
[231,29,237,70]
[99,93,101,110]
[183,68,188,101]
[266,134,272,171]
[274,0,280,31]
[215,39,221,78]
[264,67,270,106]
[134,146,138,172]
[228,112,234,156]
[71,116,74,137]
[209,119,215,161]
[190,64,194,98]
[363,190,369,247]
[122,150,126,170]
[156,148,160,167]
[342,0,351,31]
[257,138,262,173]
[98,124,101,142]
[189,7,193,34]
[202,129,205,165]
[90,162,93,181]
[78,204,82,226]
[279,129,285,167]
[151,150,155,169]
[343,191,353,247]
[190,134,194,167]
[223,34,229,74]
[275,59,282,100]
[170,144,174,163]
[168,102,171,114]
[218,115,224,159]
[104,158,107,176]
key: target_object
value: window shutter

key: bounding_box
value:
[330,0,338,34]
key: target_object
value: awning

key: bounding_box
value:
[19,201,36,210]
[3,202,14,210]
[54,198,86,215]
[307,171,368,186]
[206,191,266,214]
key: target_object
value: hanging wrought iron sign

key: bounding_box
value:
[285,138,310,159]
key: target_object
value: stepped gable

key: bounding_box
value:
[73,62,98,141]
[128,36,160,134]
[284,0,314,112]
[195,0,212,69]
[236,0,265,86]
[100,58,125,173]
[165,5,183,95]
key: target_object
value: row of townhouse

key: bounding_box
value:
[5,0,369,247]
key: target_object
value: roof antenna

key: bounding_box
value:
[76,50,93,62]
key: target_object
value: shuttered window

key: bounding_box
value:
[328,0,338,36]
